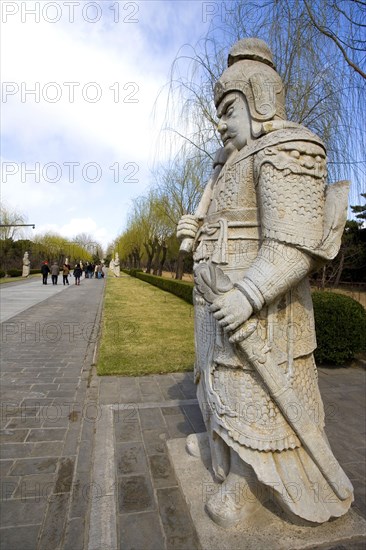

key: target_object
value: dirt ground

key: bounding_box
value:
[162,270,194,283]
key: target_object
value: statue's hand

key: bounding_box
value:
[177,215,200,241]
[210,288,253,334]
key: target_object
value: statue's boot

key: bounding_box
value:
[186,431,229,481]
[206,449,267,528]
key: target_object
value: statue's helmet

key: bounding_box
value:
[214,38,286,123]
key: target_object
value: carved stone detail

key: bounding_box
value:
[177,37,352,527]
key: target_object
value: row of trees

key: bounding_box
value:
[109,149,208,278]
[0,206,103,273]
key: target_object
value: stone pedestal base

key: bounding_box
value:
[167,433,366,550]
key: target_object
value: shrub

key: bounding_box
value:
[30,269,41,275]
[130,268,143,278]
[121,268,142,277]
[0,270,5,278]
[6,269,22,277]
[135,272,194,305]
[312,291,366,365]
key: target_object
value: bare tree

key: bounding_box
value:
[156,0,365,208]
[0,204,27,240]
[73,232,103,260]
[303,0,366,80]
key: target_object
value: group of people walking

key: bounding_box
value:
[40,261,105,285]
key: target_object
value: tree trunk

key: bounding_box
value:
[175,250,185,280]
[333,249,345,287]
[321,265,327,289]
[152,241,162,275]
[144,240,156,273]
[158,244,168,276]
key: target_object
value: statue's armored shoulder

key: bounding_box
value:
[254,125,326,179]
[252,126,327,250]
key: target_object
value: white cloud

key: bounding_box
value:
[35,217,110,250]
[1,1,211,248]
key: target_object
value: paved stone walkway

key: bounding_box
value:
[95,369,366,550]
[0,278,69,323]
[1,276,105,550]
[1,277,365,549]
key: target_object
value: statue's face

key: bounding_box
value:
[216,92,251,152]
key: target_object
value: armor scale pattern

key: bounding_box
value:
[256,143,326,250]
[211,353,325,452]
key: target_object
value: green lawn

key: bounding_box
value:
[97,275,195,376]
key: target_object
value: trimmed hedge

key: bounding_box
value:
[0,270,5,278]
[134,272,194,304]
[128,268,143,278]
[313,291,366,365]
[30,269,41,275]
[6,269,22,277]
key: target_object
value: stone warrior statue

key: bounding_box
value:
[22,251,30,277]
[109,255,115,273]
[177,38,353,527]
[113,252,120,277]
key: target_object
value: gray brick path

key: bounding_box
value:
[0,278,68,323]
[95,368,365,550]
[1,277,105,550]
[92,376,203,550]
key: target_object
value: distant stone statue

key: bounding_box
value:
[109,256,115,274]
[22,251,30,277]
[113,253,120,277]
[177,38,352,527]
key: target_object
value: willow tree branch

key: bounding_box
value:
[304,0,366,80]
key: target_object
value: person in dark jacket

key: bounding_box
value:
[41,261,50,285]
[73,264,82,285]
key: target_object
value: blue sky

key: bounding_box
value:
[1,0,214,248]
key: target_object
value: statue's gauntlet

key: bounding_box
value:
[234,240,314,312]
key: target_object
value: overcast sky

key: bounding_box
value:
[1,0,215,249]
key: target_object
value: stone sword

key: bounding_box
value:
[179,163,222,254]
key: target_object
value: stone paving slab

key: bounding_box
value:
[109,400,202,550]
[93,366,366,550]
[88,395,205,550]
[0,278,69,323]
[0,277,105,550]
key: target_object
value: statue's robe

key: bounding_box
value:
[193,124,353,522]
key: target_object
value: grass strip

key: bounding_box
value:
[135,272,194,304]
[97,275,195,376]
